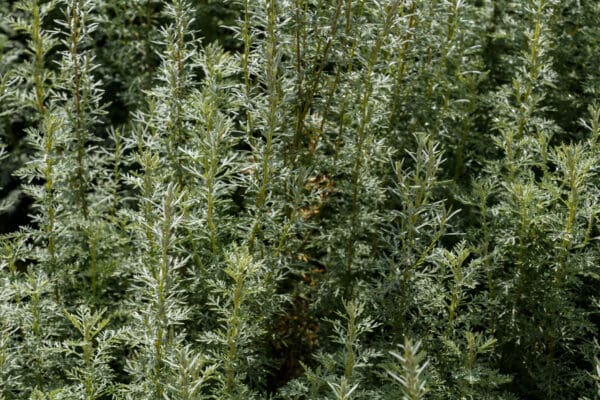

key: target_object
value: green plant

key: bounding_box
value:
[387,339,428,400]
[0,1,599,399]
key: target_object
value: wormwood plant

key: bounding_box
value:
[0,0,600,399]
[386,339,428,400]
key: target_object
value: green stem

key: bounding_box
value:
[347,0,402,273]
[248,0,279,252]
[69,0,89,220]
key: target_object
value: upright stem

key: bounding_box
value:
[248,0,279,251]
[516,0,546,139]
[69,0,89,219]
[32,0,46,114]
[169,0,187,188]
[389,2,418,129]
[291,0,343,160]
[346,0,401,273]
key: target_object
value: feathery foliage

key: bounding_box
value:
[1,0,599,399]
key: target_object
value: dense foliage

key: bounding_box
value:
[1,0,600,399]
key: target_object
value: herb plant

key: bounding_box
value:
[1,1,600,399]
